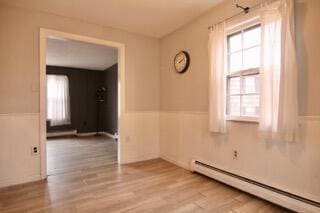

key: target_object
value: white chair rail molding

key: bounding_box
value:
[0,0,320,212]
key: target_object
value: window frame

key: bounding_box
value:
[226,23,261,123]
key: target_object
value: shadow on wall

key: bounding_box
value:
[295,1,308,115]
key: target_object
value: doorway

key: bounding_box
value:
[39,29,125,178]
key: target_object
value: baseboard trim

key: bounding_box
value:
[0,174,41,188]
[98,132,117,139]
[160,155,190,170]
[47,130,77,137]
[76,132,96,137]
[121,154,159,164]
[47,131,117,138]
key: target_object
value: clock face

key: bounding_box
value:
[174,51,190,73]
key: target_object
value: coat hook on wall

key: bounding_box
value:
[236,4,250,14]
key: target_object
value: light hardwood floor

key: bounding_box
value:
[0,137,291,213]
[47,136,117,175]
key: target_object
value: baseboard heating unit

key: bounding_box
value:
[190,160,320,213]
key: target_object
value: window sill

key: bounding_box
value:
[226,116,259,123]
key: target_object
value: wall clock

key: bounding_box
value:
[174,51,190,74]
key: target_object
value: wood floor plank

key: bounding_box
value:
[47,136,117,176]
[0,136,291,213]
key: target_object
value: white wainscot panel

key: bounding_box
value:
[120,111,160,164]
[0,113,41,187]
[160,112,320,203]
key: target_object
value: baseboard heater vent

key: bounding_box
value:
[190,160,320,213]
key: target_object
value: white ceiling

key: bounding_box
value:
[1,0,223,38]
[46,37,118,70]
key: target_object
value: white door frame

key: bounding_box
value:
[39,29,125,179]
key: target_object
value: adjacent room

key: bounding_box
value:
[0,0,319,212]
[45,37,119,175]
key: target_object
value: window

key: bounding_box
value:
[226,24,261,121]
[209,3,298,136]
[47,75,71,126]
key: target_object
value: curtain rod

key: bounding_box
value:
[208,1,266,30]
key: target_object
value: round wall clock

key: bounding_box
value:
[174,51,190,74]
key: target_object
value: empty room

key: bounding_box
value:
[45,37,119,175]
[0,0,319,212]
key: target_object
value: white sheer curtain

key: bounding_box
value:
[259,0,298,142]
[208,0,298,139]
[47,75,71,126]
[208,22,227,133]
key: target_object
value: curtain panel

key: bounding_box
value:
[208,0,298,141]
[47,75,71,126]
[208,23,227,133]
[259,0,298,141]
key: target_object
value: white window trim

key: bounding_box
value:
[226,115,259,123]
[226,22,261,123]
[226,68,260,123]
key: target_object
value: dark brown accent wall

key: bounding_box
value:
[46,64,118,134]
[99,64,118,135]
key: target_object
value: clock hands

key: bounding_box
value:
[178,58,185,64]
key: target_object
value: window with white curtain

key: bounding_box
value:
[209,0,298,141]
[47,74,71,126]
[226,24,261,122]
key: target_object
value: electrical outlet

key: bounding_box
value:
[233,150,238,160]
[31,146,39,155]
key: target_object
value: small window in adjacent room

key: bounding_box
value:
[226,24,261,122]
[47,74,71,126]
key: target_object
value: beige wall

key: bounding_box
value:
[296,0,320,115]
[1,0,319,203]
[0,4,160,113]
[160,0,320,203]
[0,3,160,187]
[160,0,320,115]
